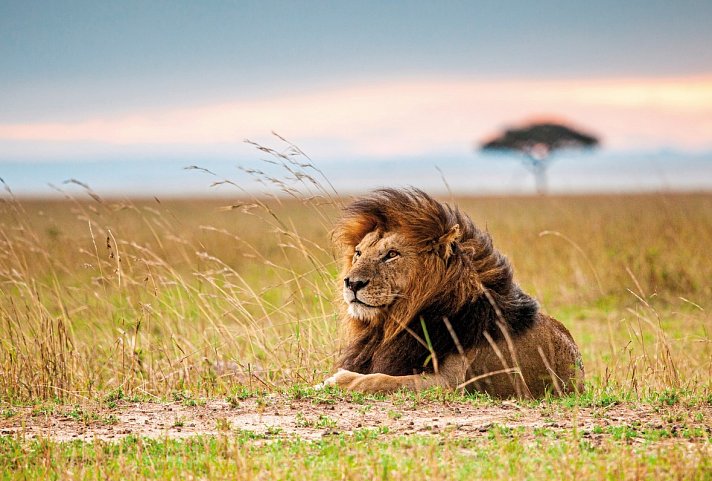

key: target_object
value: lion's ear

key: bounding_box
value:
[437,224,461,260]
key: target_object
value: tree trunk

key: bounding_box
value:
[526,156,549,195]
[534,164,547,195]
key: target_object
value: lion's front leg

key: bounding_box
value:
[322,369,409,393]
[321,368,451,394]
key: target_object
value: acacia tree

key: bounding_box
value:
[480,121,599,194]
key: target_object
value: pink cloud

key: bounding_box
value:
[1,75,711,159]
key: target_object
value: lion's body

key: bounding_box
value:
[464,314,583,397]
[324,189,584,398]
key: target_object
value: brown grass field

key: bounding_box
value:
[0,160,711,479]
[2,190,710,401]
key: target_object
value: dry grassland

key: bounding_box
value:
[0,154,710,479]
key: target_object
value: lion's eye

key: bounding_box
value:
[354,250,362,258]
[385,249,400,260]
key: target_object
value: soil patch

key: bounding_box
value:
[2,396,710,445]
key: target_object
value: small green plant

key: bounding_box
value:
[607,425,638,441]
[103,414,119,425]
[228,385,255,401]
[30,404,56,416]
[227,385,266,407]
[653,389,680,406]
[104,388,125,405]
[171,391,191,403]
[215,418,232,431]
[294,412,311,428]
[351,426,390,440]
[487,424,519,439]
[349,391,366,404]
[66,406,86,422]
[315,415,337,429]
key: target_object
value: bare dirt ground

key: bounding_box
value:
[2,396,711,446]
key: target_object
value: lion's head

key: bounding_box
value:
[334,189,523,341]
[340,225,461,322]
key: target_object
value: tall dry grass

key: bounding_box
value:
[0,143,710,403]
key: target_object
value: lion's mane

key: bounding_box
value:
[334,188,539,377]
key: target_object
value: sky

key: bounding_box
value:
[1,1,712,195]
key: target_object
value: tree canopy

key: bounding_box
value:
[480,121,599,193]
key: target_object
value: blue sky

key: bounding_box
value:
[3,1,711,118]
[1,1,712,194]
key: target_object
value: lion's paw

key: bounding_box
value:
[317,369,363,390]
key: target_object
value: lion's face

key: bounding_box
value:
[343,230,423,322]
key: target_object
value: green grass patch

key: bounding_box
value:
[1,429,710,481]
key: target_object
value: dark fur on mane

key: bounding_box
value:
[336,188,539,376]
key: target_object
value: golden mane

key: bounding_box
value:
[334,189,540,376]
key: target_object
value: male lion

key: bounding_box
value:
[322,189,584,398]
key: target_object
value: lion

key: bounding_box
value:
[322,188,584,398]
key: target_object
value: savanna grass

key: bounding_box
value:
[0,142,710,405]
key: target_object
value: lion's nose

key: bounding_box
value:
[344,277,369,293]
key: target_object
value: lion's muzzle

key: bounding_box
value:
[344,276,369,293]
[342,275,391,320]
